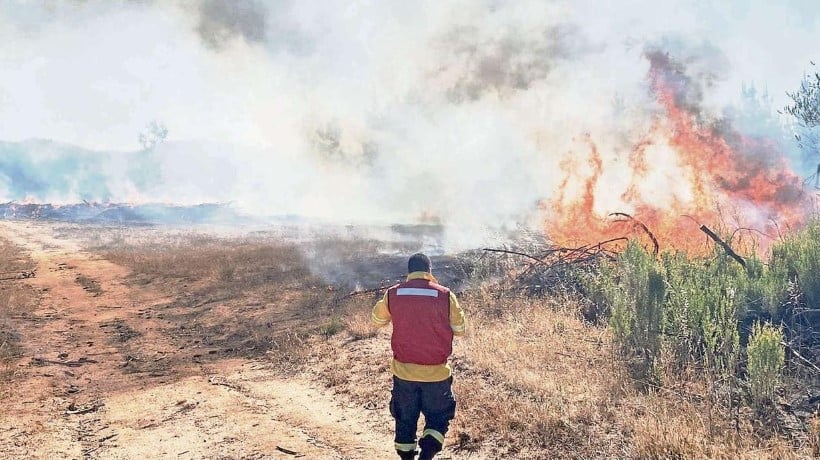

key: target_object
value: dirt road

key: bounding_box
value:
[0,221,396,459]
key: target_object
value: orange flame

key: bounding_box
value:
[542,51,811,255]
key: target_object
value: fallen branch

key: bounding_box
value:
[699,225,746,269]
[99,433,118,443]
[161,401,198,422]
[792,308,820,318]
[0,269,35,276]
[276,445,302,456]
[207,375,241,391]
[188,296,232,309]
[82,446,102,456]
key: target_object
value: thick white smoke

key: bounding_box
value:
[0,1,817,247]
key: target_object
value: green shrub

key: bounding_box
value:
[746,321,785,404]
[736,256,785,318]
[597,242,665,378]
[768,219,820,312]
[591,242,741,379]
[585,218,820,391]
[663,250,740,376]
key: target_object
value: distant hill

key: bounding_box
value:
[0,139,158,202]
[0,139,261,225]
[0,139,251,206]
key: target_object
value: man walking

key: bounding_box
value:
[372,253,466,460]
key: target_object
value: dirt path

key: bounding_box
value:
[0,221,396,459]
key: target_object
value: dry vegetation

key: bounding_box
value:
[91,230,335,364]
[65,225,817,459]
[0,238,39,395]
[315,290,816,459]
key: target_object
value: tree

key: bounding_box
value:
[138,121,169,150]
[784,62,820,162]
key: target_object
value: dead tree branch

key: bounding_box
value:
[609,212,659,256]
[782,341,820,375]
[699,225,747,269]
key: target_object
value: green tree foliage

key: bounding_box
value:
[784,62,820,159]
[785,63,820,129]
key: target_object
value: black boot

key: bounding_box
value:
[418,436,442,460]
[396,449,417,460]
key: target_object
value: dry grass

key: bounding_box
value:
[341,296,380,341]
[99,233,311,287]
[307,284,815,459]
[449,291,623,458]
[84,229,339,364]
[0,238,39,393]
[73,226,814,458]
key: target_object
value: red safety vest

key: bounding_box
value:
[387,278,453,365]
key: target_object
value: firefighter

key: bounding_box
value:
[371,253,467,460]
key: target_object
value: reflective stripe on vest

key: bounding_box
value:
[396,287,439,297]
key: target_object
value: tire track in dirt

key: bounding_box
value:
[0,221,395,459]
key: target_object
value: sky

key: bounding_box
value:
[0,0,817,245]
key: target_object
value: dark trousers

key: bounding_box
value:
[390,376,457,448]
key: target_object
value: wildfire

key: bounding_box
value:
[543,51,812,255]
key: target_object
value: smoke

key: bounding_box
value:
[0,0,818,248]
[433,21,588,103]
[195,0,268,50]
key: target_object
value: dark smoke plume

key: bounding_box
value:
[436,23,586,103]
[196,0,267,50]
[644,41,729,119]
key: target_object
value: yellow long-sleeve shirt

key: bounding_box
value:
[371,271,466,382]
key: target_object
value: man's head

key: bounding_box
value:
[408,253,432,273]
